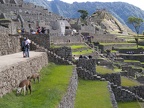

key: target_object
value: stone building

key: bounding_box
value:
[0,0,72,36]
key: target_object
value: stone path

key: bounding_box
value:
[0,51,45,71]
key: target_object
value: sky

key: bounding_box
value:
[48,0,144,10]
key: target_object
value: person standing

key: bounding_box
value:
[21,37,26,57]
[25,37,31,57]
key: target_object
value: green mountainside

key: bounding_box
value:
[24,0,144,33]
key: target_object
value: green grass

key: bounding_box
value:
[70,45,88,50]
[121,76,142,87]
[118,102,141,108]
[75,80,112,108]
[100,43,135,45]
[124,60,140,62]
[50,44,87,50]
[0,63,73,108]
[116,45,144,49]
[72,49,93,56]
[96,66,115,74]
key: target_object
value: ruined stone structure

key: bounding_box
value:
[1,0,144,107]
[0,0,73,36]
[76,58,144,103]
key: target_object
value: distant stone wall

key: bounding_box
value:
[92,34,125,43]
[80,25,95,34]
[112,85,144,102]
[0,52,48,97]
[98,43,136,52]
[116,48,144,54]
[50,35,83,45]
[118,54,144,62]
[0,33,21,56]
[49,46,72,63]
[121,66,142,78]
[58,67,78,108]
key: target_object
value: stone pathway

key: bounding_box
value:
[0,51,45,71]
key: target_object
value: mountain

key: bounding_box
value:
[24,0,144,33]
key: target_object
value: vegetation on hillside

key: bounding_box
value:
[128,16,144,48]
[78,10,88,20]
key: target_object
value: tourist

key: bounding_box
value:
[21,28,25,34]
[31,30,36,34]
[37,27,41,34]
[41,27,46,34]
[25,37,31,57]
[21,37,26,57]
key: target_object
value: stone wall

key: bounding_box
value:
[107,82,118,108]
[111,85,136,102]
[0,26,9,34]
[0,52,48,97]
[98,73,121,86]
[112,85,144,102]
[0,33,21,56]
[49,46,72,64]
[50,35,83,45]
[98,43,136,52]
[22,34,50,49]
[92,34,125,43]
[76,58,120,86]
[58,67,78,108]
[80,25,95,34]
[121,66,142,78]
[77,58,96,76]
[118,54,144,62]
[115,48,144,54]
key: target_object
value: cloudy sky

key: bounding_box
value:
[48,0,144,10]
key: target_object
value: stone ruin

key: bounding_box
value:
[0,0,74,36]
[76,58,144,107]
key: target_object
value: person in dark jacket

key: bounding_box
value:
[21,37,26,57]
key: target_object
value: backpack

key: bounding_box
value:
[21,41,25,51]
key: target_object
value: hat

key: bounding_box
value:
[24,37,26,40]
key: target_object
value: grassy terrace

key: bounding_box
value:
[115,45,144,49]
[75,80,112,108]
[100,43,135,45]
[72,49,93,56]
[0,63,73,108]
[50,44,93,56]
[96,66,119,74]
[121,76,142,87]
[118,102,141,108]
[70,45,88,50]
[50,44,88,50]
[69,44,94,56]
[124,60,141,62]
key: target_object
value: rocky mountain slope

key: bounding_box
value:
[24,0,144,33]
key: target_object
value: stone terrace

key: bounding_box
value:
[0,51,48,97]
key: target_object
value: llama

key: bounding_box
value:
[27,73,40,83]
[16,79,31,96]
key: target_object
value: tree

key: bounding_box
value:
[128,16,144,48]
[78,10,88,20]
